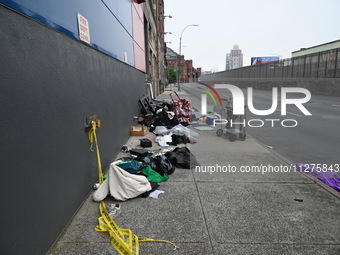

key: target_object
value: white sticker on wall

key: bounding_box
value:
[77,13,90,44]
[124,52,128,63]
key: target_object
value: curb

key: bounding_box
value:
[249,134,340,199]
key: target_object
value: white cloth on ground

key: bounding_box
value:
[148,190,165,199]
[92,163,151,202]
[155,133,172,146]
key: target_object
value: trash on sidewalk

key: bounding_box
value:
[130,148,150,157]
[139,95,164,114]
[92,164,151,202]
[169,92,191,126]
[106,203,121,219]
[296,163,340,192]
[139,182,160,198]
[155,134,172,146]
[93,183,100,190]
[95,202,179,254]
[138,113,154,126]
[153,124,198,144]
[141,166,169,183]
[149,190,165,199]
[149,155,175,175]
[170,124,198,144]
[116,159,170,183]
[165,147,199,169]
[121,145,131,152]
[168,134,190,145]
[88,118,179,254]
[130,125,147,136]
[140,138,152,147]
[153,126,170,135]
[116,159,149,174]
[137,94,193,131]
[149,108,179,128]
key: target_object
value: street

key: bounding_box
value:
[182,83,340,166]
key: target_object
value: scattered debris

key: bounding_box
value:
[92,164,151,202]
[149,190,165,199]
[296,163,340,192]
[140,138,152,147]
[121,145,131,152]
[130,126,147,136]
[106,203,121,219]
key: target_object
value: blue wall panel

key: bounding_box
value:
[0,0,135,66]
[102,0,133,35]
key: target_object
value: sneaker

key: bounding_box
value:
[106,204,121,219]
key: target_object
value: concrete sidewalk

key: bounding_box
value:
[50,85,340,255]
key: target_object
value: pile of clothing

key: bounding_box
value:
[138,95,191,129]
[153,124,199,146]
[93,146,199,202]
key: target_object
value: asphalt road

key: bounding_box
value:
[182,82,340,167]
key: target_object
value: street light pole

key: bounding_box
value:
[177,24,198,91]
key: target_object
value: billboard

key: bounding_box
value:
[251,56,280,65]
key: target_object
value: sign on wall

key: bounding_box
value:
[77,13,90,44]
[251,56,280,65]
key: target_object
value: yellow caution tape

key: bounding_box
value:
[88,120,103,184]
[95,201,179,255]
[88,120,179,254]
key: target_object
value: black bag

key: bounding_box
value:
[140,138,152,148]
[165,147,199,169]
[150,155,175,176]
[150,108,179,128]
[130,149,149,157]
[168,134,190,145]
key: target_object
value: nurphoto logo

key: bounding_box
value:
[200,84,312,128]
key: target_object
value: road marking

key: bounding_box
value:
[321,115,340,120]
[332,104,340,107]
[276,109,303,117]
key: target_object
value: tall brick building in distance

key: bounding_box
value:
[165,46,201,83]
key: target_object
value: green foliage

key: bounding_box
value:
[167,66,177,81]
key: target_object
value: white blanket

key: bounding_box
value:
[92,163,151,202]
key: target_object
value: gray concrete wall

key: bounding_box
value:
[0,6,145,255]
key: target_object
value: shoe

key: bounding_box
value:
[106,203,121,219]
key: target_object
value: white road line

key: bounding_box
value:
[321,115,340,120]
[332,104,340,107]
[276,109,303,117]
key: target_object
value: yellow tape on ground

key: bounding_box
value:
[88,121,179,254]
[95,202,179,255]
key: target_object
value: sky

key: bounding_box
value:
[164,0,340,72]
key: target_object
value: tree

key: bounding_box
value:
[167,66,177,83]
